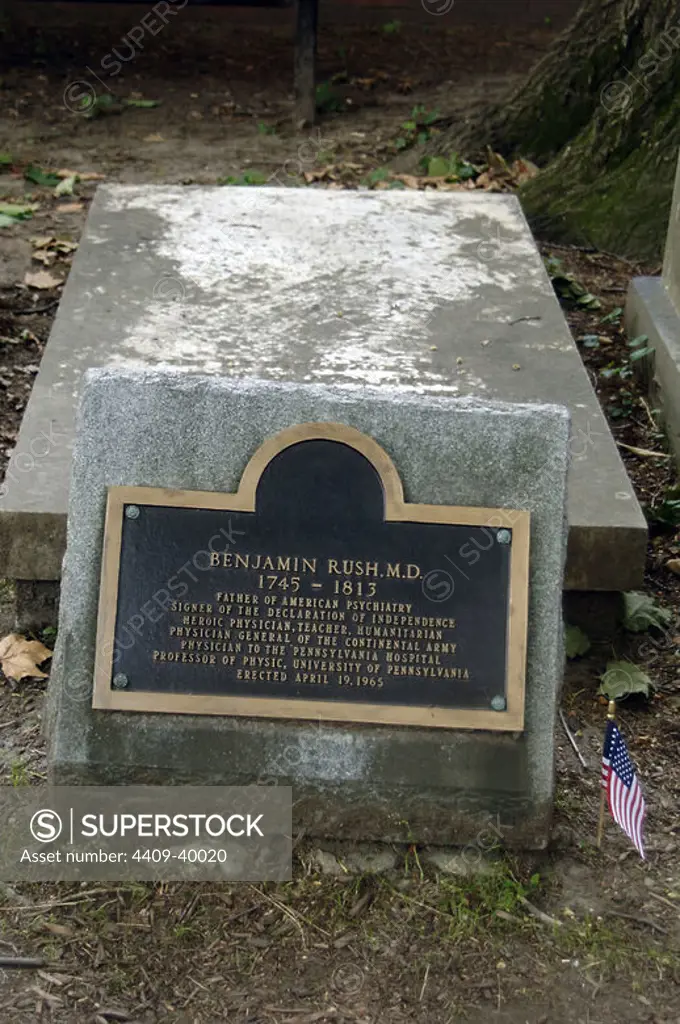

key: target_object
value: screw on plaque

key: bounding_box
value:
[125,505,140,520]
[491,695,506,711]
[112,673,129,689]
[496,529,511,545]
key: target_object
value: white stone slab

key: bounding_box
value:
[0,185,646,588]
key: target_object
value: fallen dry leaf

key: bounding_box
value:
[52,240,77,254]
[486,147,512,178]
[24,269,61,290]
[30,235,55,249]
[56,202,84,214]
[393,174,421,189]
[666,558,680,576]
[353,76,378,89]
[57,169,104,181]
[144,133,165,143]
[420,176,466,190]
[41,921,74,938]
[54,174,77,198]
[32,250,56,267]
[303,165,337,183]
[0,633,53,682]
[511,157,540,185]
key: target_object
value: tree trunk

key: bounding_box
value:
[434,0,680,261]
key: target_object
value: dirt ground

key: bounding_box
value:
[1,6,679,1024]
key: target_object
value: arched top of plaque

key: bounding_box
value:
[236,423,405,513]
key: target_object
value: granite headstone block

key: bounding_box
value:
[47,368,570,848]
[663,149,680,313]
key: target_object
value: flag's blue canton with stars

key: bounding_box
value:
[601,720,646,859]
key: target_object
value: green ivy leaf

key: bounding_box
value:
[0,202,37,220]
[622,591,673,632]
[565,624,590,659]
[428,156,450,178]
[629,346,654,361]
[24,164,60,187]
[576,292,602,309]
[645,489,680,526]
[598,661,652,700]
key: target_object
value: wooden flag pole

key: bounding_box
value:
[596,699,617,848]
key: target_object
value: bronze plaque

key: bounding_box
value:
[94,424,530,730]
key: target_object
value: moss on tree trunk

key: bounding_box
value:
[434,0,680,261]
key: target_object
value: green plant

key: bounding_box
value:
[627,333,654,361]
[434,860,542,942]
[217,170,268,186]
[607,387,636,418]
[24,164,60,187]
[362,167,391,186]
[578,333,602,349]
[544,255,601,309]
[565,624,590,659]
[622,591,673,632]
[423,152,478,180]
[404,844,425,881]
[598,660,653,700]
[398,818,417,844]
[82,93,119,118]
[600,363,632,381]
[10,760,29,786]
[0,202,37,228]
[600,335,654,404]
[315,81,344,114]
[394,106,441,151]
[645,484,680,526]
[383,19,402,34]
[257,121,277,136]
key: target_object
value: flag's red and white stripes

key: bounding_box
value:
[601,721,646,859]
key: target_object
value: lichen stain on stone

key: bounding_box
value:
[269,729,373,783]
[102,185,545,388]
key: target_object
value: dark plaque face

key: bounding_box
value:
[94,424,529,730]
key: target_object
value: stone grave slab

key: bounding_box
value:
[47,368,569,847]
[0,185,645,590]
[626,150,680,463]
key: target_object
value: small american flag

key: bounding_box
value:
[601,720,646,859]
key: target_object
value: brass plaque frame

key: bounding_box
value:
[93,422,530,731]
